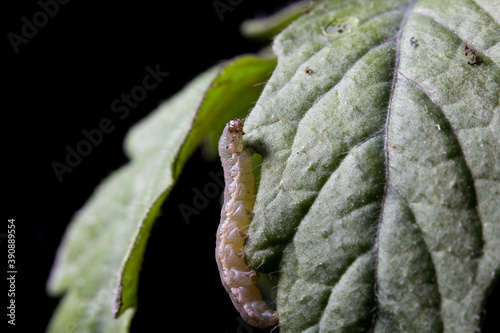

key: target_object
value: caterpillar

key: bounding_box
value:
[215,119,278,329]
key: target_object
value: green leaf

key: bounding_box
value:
[240,0,313,41]
[243,0,500,332]
[46,55,276,332]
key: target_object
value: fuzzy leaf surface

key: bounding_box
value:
[243,1,500,332]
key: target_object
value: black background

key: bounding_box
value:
[5,0,291,332]
[4,0,499,332]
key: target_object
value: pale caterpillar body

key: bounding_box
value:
[216,119,278,329]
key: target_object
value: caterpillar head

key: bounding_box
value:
[228,119,244,134]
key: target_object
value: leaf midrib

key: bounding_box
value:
[260,5,409,259]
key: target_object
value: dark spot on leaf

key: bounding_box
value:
[463,44,478,65]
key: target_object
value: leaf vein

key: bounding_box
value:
[386,184,445,331]
[376,0,416,325]
[467,0,500,27]
[411,11,500,68]
[270,5,410,100]
[395,71,486,296]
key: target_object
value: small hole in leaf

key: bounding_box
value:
[322,17,358,37]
